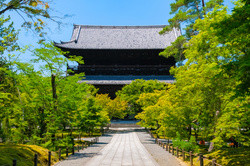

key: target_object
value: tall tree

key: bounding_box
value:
[159,0,223,62]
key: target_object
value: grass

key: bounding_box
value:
[0,130,102,166]
[0,144,59,166]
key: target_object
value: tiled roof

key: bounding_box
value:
[54,25,181,49]
[79,75,175,85]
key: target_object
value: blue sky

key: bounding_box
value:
[20,0,174,44]
[6,0,234,70]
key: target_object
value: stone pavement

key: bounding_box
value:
[85,130,159,166]
[55,128,187,166]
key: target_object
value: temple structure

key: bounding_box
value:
[54,25,181,98]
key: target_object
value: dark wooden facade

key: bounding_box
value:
[55,25,180,97]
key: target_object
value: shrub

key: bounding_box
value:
[173,132,199,153]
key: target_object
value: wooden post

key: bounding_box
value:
[13,159,17,166]
[172,146,174,155]
[182,150,185,161]
[78,145,79,152]
[212,159,216,166]
[48,151,51,166]
[34,154,38,166]
[82,143,84,149]
[58,148,61,160]
[166,144,168,151]
[177,147,179,157]
[72,146,75,155]
[200,154,204,166]
[66,147,68,157]
[190,151,193,166]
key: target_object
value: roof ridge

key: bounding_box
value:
[73,24,167,29]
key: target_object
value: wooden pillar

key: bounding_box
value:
[190,151,193,166]
[72,146,75,155]
[177,147,179,157]
[34,154,38,166]
[212,159,216,166]
[13,159,17,166]
[48,151,51,166]
[58,148,61,160]
[182,150,185,161]
[200,154,204,166]
[66,147,68,157]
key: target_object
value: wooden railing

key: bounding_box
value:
[11,137,100,166]
[146,129,222,166]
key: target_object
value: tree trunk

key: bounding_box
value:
[51,74,57,144]
[39,107,46,138]
[208,141,214,152]
[51,74,57,109]
[194,127,198,143]
[188,125,192,141]
[208,110,220,152]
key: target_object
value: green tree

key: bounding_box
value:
[116,79,167,116]
[137,1,249,149]
[135,90,167,129]
[79,98,109,136]
[95,94,128,119]
[169,3,249,148]
[212,0,250,96]
[159,0,223,62]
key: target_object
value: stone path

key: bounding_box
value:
[55,128,187,166]
[85,130,159,166]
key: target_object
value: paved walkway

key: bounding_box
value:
[55,128,186,166]
[85,130,159,166]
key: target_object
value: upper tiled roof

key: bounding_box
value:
[54,25,181,49]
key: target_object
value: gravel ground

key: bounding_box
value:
[137,131,187,166]
[55,132,114,166]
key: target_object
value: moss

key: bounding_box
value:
[187,147,250,166]
[207,147,250,166]
[0,144,59,166]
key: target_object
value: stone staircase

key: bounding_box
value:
[109,120,142,128]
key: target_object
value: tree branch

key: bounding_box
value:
[0,5,15,15]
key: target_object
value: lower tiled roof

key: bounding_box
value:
[79,75,175,85]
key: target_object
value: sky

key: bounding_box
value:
[5,0,234,70]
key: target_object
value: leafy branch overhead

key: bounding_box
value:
[0,0,55,41]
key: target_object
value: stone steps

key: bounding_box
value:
[110,120,141,128]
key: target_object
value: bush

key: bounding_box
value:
[172,132,199,153]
